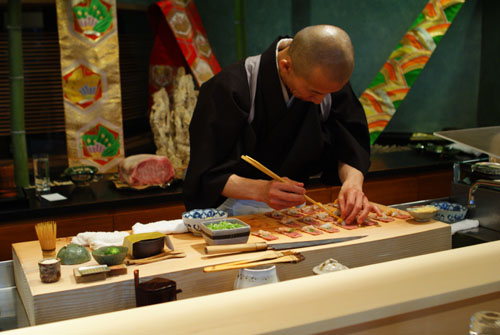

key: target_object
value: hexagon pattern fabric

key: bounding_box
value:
[56,0,125,173]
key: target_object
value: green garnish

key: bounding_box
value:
[105,246,121,255]
[206,221,244,230]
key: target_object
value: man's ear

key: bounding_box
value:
[279,57,293,75]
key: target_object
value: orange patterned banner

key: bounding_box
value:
[56,0,125,173]
[148,0,220,98]
[360,0,465,144]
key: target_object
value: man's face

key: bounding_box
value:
[286,67,346,105]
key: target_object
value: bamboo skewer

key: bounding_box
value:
[35,221,57,258]
[241,155,343,222]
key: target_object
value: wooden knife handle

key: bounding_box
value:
[205,242,268,255]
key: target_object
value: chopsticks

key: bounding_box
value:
[203,250,304,272]
[241,155,343,222]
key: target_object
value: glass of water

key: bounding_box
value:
[33,154,50,193]
[470,311,500,335]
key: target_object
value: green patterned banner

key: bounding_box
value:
[360,0,465,144]
[56,0,125,173]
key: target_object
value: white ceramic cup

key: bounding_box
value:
[234,265,279,290]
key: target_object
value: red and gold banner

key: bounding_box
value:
[56,0,125,172]
[148,0,220,98]
[360,0,465,144]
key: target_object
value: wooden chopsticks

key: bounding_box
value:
[241,155,343,222]
[203,250,303,272]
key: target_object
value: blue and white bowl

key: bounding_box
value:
[182,208,228,236]
[431,201,468,223]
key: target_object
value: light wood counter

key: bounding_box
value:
[6,239,500,334]
[12,206,451,326]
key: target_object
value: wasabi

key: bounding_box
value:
[206,221,244,230]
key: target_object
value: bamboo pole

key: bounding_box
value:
[8,0,30,191]
[234,0,246,60]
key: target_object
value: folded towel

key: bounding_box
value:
[450,219,479,235]
[72,231,130,249]
[132,219,188,235]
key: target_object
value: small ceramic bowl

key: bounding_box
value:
[199,218,250,245]
[313,258,349,275]
[182,208,228,236]
[64,165,98,186]
[92,246,128,266]
[431,201,468,223]
[406,205,439,222]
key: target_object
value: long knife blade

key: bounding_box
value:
[268,236,366,250]
[205,236,366,254]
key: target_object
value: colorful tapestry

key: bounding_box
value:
[148,0,220,99]
[56,0,124,172]
[360,0,465,144]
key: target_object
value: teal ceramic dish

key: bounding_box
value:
[92,246,128,266]
[64,165,98,186]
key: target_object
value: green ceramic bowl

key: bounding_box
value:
[64,165,98,186]
[92,246,128,266]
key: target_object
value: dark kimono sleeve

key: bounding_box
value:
[321,82,371,184]
[183,63,251,210]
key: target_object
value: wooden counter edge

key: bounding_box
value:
[5,240,500,335]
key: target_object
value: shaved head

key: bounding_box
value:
[288,25,354,85]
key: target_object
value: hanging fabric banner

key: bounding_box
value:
[360,0,465,144]
[56,0,125,172]
[148,0,220,99]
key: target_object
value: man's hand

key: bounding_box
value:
[337,162,382,225]
[222,175,305,210]
[263,177,306,210]
[337,184,381,225]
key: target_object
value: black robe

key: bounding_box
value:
[183,37,371,210]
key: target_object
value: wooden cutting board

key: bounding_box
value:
[12,204,451,326]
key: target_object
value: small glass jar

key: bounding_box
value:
[470,311,500,335]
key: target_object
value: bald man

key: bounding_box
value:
[184,25,381,224]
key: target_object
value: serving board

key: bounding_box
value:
[13,204,451,325]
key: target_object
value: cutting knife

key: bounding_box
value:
[205,236,366,255]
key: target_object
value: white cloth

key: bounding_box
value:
[450,219,479,235]
[132,219,187,235]
[71,231,130,250]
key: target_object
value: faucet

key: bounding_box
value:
[468,179,500,208]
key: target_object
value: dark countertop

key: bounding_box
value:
[0,150,480,223]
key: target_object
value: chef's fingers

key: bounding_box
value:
[282,176,304,188]
[266,180,305,209]
[356,196,372,224]
[274,179,305,196]
[370,203,383,216]
[343,191,364,225]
